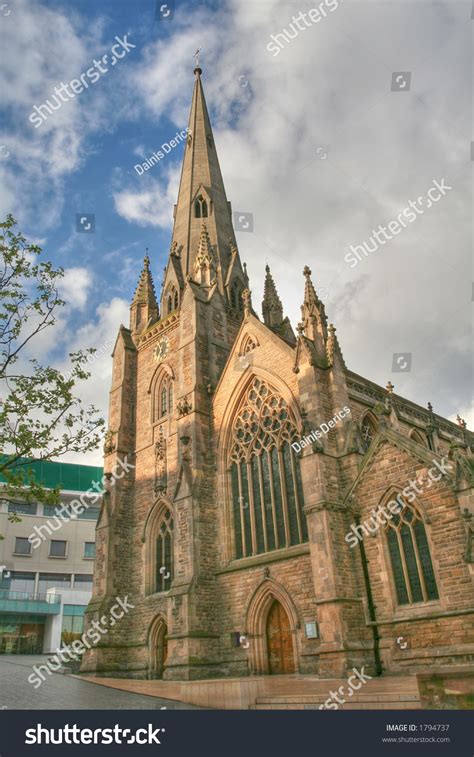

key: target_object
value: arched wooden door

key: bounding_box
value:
[148,617,168,679]
[266,600,295,674]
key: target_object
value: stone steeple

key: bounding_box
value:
[262,264,284,328]
[130,253,159,335]
[161,66,243,307]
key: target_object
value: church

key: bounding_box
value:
[81,66,474,684]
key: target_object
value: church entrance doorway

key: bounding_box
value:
[148,616,168,679]
[266,599,295,674]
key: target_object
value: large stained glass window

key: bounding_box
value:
[386,502,438,605]
[229,377,307,559]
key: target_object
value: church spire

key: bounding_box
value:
[160,66,244,310]
[130,253,159,335]
[262,264,284,328]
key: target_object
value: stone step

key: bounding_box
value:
[255,693,420,704]
[253,701,423,710]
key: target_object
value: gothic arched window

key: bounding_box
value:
[361,412,377,450]
[230,282,242,311]
[155,509,173,593]
[195,196,208,219]
[410,429,427,447]
[160,386,168,417]
[154,375,174,421]
[385,500,438,606]
[166,285,178,315]
[229,377,308,559]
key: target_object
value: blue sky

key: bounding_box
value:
[1,0,472,463]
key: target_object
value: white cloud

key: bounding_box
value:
[0,0,115,227]
[113,164,181,228]
[60,267,92,309]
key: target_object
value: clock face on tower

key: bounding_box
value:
[153,337,169,363]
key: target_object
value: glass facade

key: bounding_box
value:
[73,574,93,590]
[77,506,100,520]
[61,604,86,636]
[38,573,71,592]
[7,501,37,516]
[0,571,35,593]
[0,615,45,654]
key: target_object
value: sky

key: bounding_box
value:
[0,0,472,465]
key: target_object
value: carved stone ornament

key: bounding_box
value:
[103,429,116,455]
[462,509,473,564]
[176,395,192,418]
[154,427,167,495]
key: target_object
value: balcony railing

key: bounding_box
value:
[0,589,61,614]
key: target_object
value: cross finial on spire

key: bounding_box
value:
[386,381,395,394]
[194,47,202,71]
[144,248,150,266]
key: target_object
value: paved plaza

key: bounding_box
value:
[0,656,199,710]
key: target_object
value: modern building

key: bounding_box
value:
[81,66,474,682]
[0,458,102,654]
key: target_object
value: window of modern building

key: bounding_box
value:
[49,540,67,558]
[43,503,72,518]
[77,506,100,520]
[0,570,35,593]
[84,542,96,559]
[61,605,87,635]
[13,537,32,556]
[38,573,71,593]
[7,501,37,516]
[73,574,93,590]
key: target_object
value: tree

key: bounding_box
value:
[0,214,105,533]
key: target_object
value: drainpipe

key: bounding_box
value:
[355,515,383,676]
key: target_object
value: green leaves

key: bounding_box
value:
[0,215,105,512]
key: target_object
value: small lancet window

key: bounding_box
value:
[195,196,208,219]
